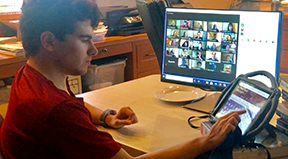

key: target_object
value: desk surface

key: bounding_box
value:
[79,74,288,158]
[79,74,209,154]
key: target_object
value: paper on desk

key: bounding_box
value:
[183,92,221,114]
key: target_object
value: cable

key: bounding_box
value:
[188,114,209,129]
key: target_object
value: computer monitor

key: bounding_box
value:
[161,8,282,91]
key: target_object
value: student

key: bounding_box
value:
[170,20,178,29]
[194,31,202,40]
[182,40,189,47]
[182,31,188,38]
[172,30,179,38]
[227,23,235,33]
[208,52,219,62]
[179,58,189,68]
[0,0,245,158]
[225,65,232,73]
[225,55,234,64]
[211,23,219,32]
[210,33,219,42]
[211,43,218,51]
[226,44,231,51]
[196,61,204,70]
[227,35,232,41]
[225,44,235,54]
[169,50,176,58]
[208,62,217,71]
[198,42,202,50]
[181,20,189,28]
[171,39,177,48]
[196,51,205,61]
[180,49,191,59]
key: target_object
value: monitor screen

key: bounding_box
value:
[161,8,282,91]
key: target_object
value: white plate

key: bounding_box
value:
[155,86,206,102]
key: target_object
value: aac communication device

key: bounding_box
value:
[209,70,280,140]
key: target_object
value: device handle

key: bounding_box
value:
[243,70,280,139]
[242,70,277,88]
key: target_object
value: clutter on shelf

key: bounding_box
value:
[93,22,108,41]
[0,36,24,57]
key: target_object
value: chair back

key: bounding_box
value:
[136,0,170,67]
[136,0,187,67]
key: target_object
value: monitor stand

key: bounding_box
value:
[182,92,221,114]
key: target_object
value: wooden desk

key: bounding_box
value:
[0,33,160,79]
[79,74,206,156]
[78,74,288,158]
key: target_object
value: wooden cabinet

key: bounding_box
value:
[91,33,159,80]
[133,39,160,78]
[92,34,159,80]
[0,34,160,80]
[93,42,132,60]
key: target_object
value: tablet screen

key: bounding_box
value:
[215,80,270,135]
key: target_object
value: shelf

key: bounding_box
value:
[0,12,21,21]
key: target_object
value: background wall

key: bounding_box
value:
[95,0,137,7]
[183,0,232,9]
[183,0,272,10]
[95,0,272,10]
[95,0,232,8]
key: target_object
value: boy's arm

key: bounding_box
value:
[84,102,138,128]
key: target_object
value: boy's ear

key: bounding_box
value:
[40,31,56,51]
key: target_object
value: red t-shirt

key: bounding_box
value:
[0,64,121,158]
